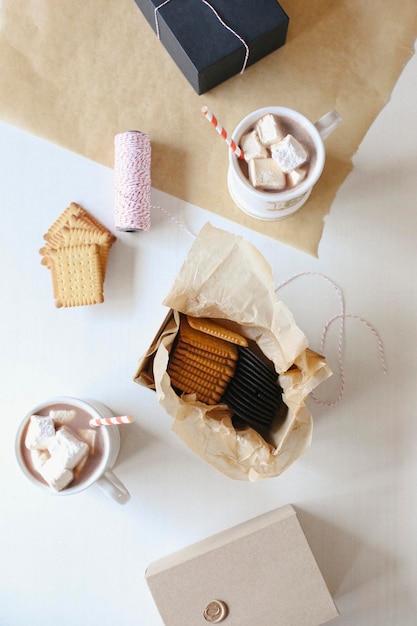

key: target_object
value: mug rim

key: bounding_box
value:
[229,106,326,201]
[15,396,116,496]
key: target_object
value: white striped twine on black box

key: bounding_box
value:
[114,130,151,232]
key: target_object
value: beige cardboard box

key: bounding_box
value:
[146,505,339,626]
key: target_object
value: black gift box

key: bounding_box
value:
[134,0,289,94]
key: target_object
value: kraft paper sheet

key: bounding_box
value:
[0,0,416,255]
[135,224,332,480]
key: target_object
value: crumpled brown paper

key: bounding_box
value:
[135,223,332,480]
[0,1,416,255]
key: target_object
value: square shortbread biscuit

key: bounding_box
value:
[52,225,112,278]
[49,243,104,308]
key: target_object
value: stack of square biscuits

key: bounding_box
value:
[167,315,286,437]
[40,202,116,307]
[168,316,244,405]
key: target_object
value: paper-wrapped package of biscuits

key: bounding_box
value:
[134,223,331,480]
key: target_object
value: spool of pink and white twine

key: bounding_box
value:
[114,131,152,232]
[89,415,135,428]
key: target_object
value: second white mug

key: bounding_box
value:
[15,397,130,505]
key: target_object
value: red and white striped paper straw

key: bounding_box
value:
[201,106,245,160]
[89,415,135,428]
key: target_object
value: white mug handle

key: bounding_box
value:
[314,110,342,140]
[96,469,130,504]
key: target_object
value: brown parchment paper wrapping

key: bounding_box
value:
[135,223,332,480]
[0,1,416,255]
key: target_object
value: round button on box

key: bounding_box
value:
[203,600,228,622]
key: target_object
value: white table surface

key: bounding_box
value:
[1,38,416,626]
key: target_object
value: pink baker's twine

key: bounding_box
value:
[154,204,196,239]
[114,131,151,232]
[154,0,250,74]
[275,272,387,407]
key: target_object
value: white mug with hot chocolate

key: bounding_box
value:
[15,397,130,504]
[227,106,341,220]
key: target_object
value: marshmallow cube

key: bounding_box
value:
[271,134,308,173]
[30,448,50,470]
[25,415,56,450]
[240,130,268,162]
[48,426,89,470]
[49,409,76,425]
[249,158,286,191]
[255,114,284,146]
[38,456,74,491]
[77,428,97,455]
[73,455,88,481]
[287,165,308,188]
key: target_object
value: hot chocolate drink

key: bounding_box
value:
[19,401,106,491]
[238,113,317,194]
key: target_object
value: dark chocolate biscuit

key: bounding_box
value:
[221,345,285,437]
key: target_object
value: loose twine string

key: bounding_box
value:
[154,0,250,74]
[153,210,387,407]
[154,203,196,239]
[275,272,387,406]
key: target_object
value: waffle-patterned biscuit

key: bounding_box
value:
[176,343,237,368]
[50,244,104,308]
[168,362,227,395]
[179,316,238,361]
[168,357,230,390]
[187,316,248,347]
[168,370,223,405]
[170,353,231,386]
[173,347,236,379]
